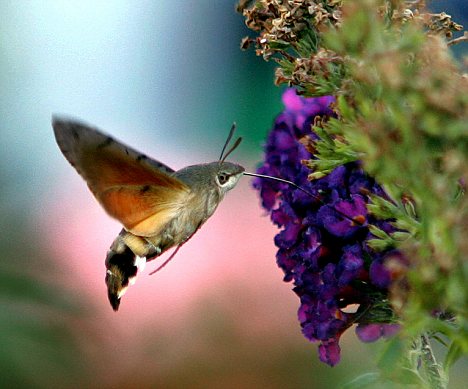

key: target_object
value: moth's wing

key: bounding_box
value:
[52,117,190,237]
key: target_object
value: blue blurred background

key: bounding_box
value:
[0,1,466,388]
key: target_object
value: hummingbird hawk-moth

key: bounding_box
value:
[53,118,248,311]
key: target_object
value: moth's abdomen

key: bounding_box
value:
[105,246,137,311]
[105,230,159,310]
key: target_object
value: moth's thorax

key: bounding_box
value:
[141,190,218,253]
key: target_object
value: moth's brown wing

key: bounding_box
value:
[52,117,190,237]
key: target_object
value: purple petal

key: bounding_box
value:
[282,88,304,112]
[382,324,401,338]
[356,323,400,343]
[271,202,297,226]
[273,130,297,150]
[274,223,302,249]
[369,259,391,288]
[317,205,360,238]
[335,195,367,219]
[338,245,364,286]
[356,324,382,342]
[318,340,341,366]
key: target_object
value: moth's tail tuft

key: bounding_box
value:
[105,246,138,311]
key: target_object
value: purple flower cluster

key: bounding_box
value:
[254,89,401,366]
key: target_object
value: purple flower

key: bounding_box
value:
[254,89,402,366]
[356,323,401,343]
[317,194,367,238]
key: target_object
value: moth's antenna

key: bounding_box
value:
[221,137,242,163]
[243,172,365,226]
[219,122,237,161]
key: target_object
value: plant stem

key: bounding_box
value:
[420,334,447,389]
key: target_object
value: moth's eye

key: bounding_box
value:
[217,173,229,185]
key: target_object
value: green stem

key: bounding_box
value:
[420,334,447,389]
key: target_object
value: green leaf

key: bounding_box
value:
[390,231,412,242]
[304,123,360,177]
[268,40,291,50]
[367,238,393,251]
[377,338,423,385]
[378,337,406,371]
[368,225,391,240]
[341,372,381,389]
[443,341,463,372]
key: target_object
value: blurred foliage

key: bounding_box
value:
[0,169,88,388]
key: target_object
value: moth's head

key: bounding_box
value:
[212,161,245,193]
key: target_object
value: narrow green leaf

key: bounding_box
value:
[341,372,381,389]
[443,342,463,372]
[368,225,391,240]
[367,238,393,251]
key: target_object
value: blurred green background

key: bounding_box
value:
[0,1,466,388]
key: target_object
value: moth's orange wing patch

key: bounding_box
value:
[53,118,190,236]
[99,186,186,237]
